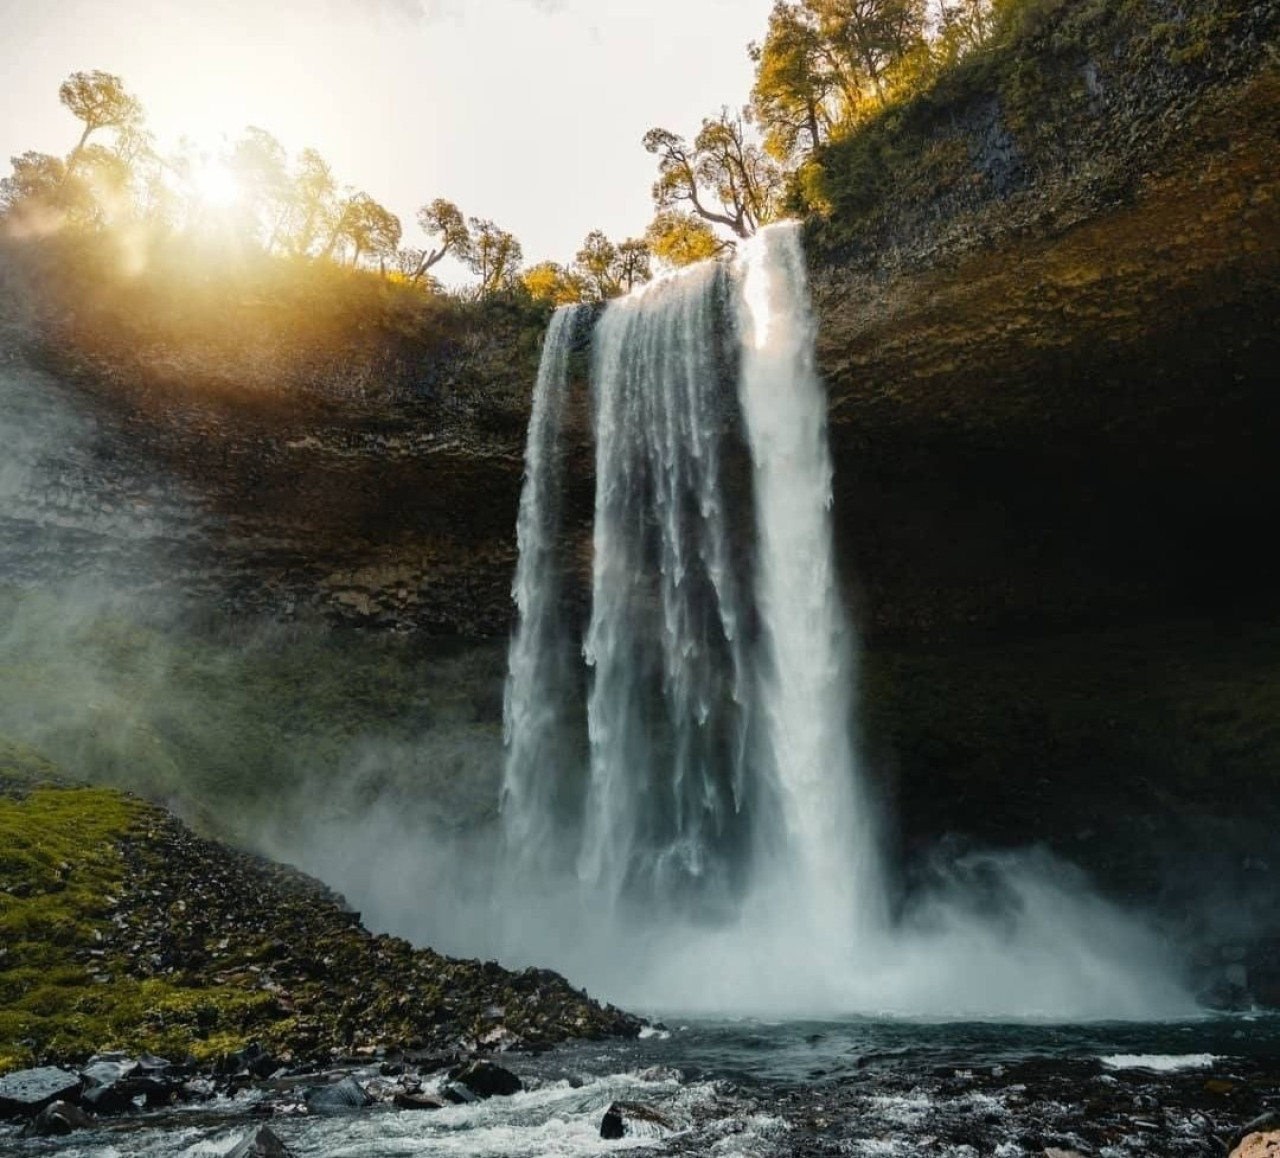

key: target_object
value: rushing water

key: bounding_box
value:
[12,1015,1278,1157]
[490,222,1194,1021]
[500,303,586,888]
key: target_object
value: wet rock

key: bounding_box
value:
[303,1075,374,1113]
[0,1066,82,1118]
[600,1100,674,1140]
[79,1054,139,1115]
[441,1082,480,1105]
[225,1124,294,1158]
[394,1091,446,1111]
[449,1059,523,1099]
[220,1043,280,1080]
[81,1082,135,1116]
[23,1100,92,1137]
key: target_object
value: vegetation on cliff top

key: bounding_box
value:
[0,742,638,1077]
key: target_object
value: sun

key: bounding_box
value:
[191,160,243,210]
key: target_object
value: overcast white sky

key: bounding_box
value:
[0,0,772,273]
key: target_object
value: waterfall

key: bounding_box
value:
[489,223,1193,1020]
[735,226,885,943]
[499,304,585,884]
[578,260,756,915]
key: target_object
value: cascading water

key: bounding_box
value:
[493,221,1195,1020]
[500,304,585,887]
[735,225,885,946]
[579,260,755,914]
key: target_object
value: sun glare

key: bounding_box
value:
[192,160,242,210]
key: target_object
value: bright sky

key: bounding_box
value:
[0,0,772,277]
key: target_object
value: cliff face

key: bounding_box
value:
[809,0,1280,645]
[0,255,543,635]
[1,0,1278,961]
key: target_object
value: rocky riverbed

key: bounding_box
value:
[2,1017,1278,1156]
[0,751,639,1080]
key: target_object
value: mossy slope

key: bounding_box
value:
[0,746,637,1077]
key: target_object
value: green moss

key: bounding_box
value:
[805,0,1268,242]
[0,777,283,1073]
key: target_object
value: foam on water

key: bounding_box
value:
[1099,1054,1221,1071]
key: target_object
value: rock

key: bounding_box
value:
[0,1066,82,1118]
[448,1059,523,1099]
[393,1091,446,1111]
[441,1082,479,1105]
[220,1043,280,1079]
[1231,1133,1280,1158]
[79,1055,140,1116]
[225,1124,294,1158]
[1230,1116,1280,1156]
[81,1082,135,1116]
[303,1076,374,1113]
[24,1100,93,1137]
[600,1100,674,1140]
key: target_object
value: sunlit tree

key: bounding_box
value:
[466,218,523,295]
[58,71,143,177]
[230,127,292,249]
[644,209,730,268]
[523,260,589,305]
[284,148,338,257]
[808,0,928,109]
[406,198,471,283]
[324,192,401,268]
[573,230,653,299]
[1,152,68,214]
[645,110,782,241]
[750,2,843,162]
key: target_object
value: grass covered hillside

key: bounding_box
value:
[0,740,637,1076]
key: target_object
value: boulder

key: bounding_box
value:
[440,1082,479,1105]
[79,1054,141,1116]
[303,1076,373,1114]
[225,1124,294,1158]
[393,1091,446,1111]
[0,1066,82,1118]
[1232,1131,1280,1158]
[448,1059,523,1099]
[600,1100,674,1140]
[220,1043,280,1080]
[24,1100,93,1137]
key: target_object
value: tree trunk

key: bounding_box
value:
[60,123,95,187]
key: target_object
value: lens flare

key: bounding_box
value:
[192,161,242,209]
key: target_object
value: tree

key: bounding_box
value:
[645,210,730,268]
[407,198,471,282]
[615,238,653,293]
[750,2,842,163]
[935,0,995,63]
[522,261,588,305]
[58,71,143,176]
[0,151,99,227]
[572,230,653,300]
[645,109,783,241]
[284,148,337,256]
[334,193,401,268]
[230,127,291,249]
[1,152,68,215]
[807,0,928,110]
[466,218,523,295]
